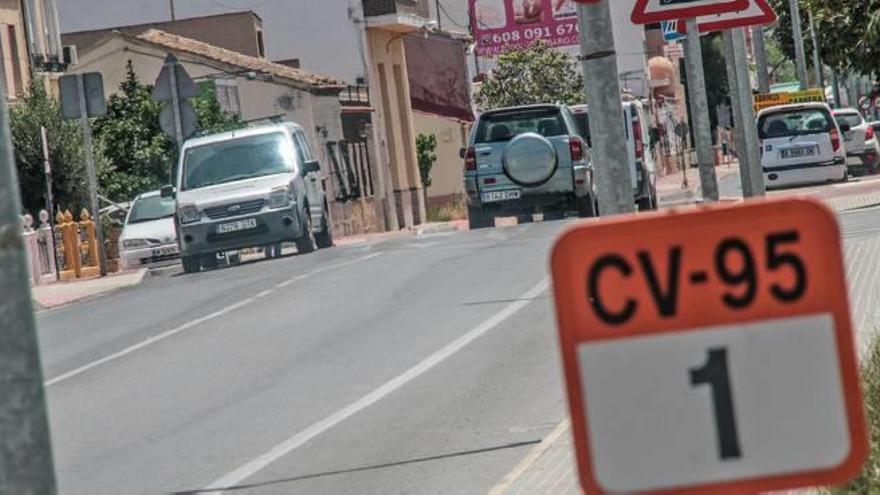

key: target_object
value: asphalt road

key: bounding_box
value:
[37,180,880,495]
[38,222,569,495]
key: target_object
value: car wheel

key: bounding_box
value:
[468,206,493,230]
[181,255,200,274]
[200,253,219,270]
[295,210,316,254]
[576,195,597,218]
[315,212,334,249]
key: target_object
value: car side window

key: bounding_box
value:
[291,131,309,165]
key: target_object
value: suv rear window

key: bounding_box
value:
[758,108,834,139]
[834,113,863,129]
[475,108,566,143]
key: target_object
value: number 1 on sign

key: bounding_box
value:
[690,348,742,460]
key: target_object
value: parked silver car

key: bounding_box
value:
[463,104,594,229]
[165,123,333,273]
[833,108,880,175]
[119,190,179,269]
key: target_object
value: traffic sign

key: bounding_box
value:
[663,42,685,59]
[551,199,866,495]
[631,0,749,24]
[662,21,685,41]
[677,0,777,33]
[153,54,200,102]
[160,102,197,140]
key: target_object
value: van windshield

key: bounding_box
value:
[475,108,566,143]
[758,109,834,139]
[182,132,295,191]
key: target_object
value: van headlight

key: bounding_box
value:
[179,204,201,224]
[268,186,292,209]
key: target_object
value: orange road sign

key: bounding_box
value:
[551,198,866,495]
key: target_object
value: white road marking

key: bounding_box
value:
[45,253,383,387]
[201,277,551,493]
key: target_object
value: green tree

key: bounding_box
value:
[475,41,584,110]
[194,82,245,134]
[10,83,90,215]
[416,133,437,191]
[93,61,173,202]
[770,0,880,76]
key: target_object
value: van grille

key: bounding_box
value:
[204,199,265,220]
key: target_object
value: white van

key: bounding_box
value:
[569,100,657,210]
[758,102,847,189]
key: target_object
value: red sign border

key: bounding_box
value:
[550,198,868,495]
[632,0,750,24]
[677,0,777,34]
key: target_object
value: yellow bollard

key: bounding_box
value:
[57,210,81,281]
[78,209,100,278]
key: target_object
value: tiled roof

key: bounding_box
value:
[132,29,346,93]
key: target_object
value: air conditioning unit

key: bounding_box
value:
[62,45,78,67]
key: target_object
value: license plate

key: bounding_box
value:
[481,190,522,203]
[216,218,258,234]
[152,245,179,257]
[781,147,817,159]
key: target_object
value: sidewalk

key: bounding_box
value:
[31,268,148,311]
[657,163,742,205]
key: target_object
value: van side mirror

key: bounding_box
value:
[303,160,321,175]
[160,185,175,199]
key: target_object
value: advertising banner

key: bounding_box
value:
[469,0,580,57]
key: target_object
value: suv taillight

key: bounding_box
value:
[570,138,584,162]
[464,147,477,171]
[632,120,644,160]
[830,128,841,152]
[867,126,875,141]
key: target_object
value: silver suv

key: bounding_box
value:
[164,123,333,273]
[833,108,880,176]
[463,104,594,229]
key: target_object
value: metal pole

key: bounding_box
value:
[733,28,765,197]
[41,125,60,280]
[723,31,751,196]
[435,0,442,30]
[169,0,176,21]
[167,59,184,152]
[788,0,809,90]
[751,25,771,93]
[832,70,841,108]
[808,10,823,89]
[683,18,719,202]
[76,74,107,277]
[576,1,635,215]
[0,48,58,495]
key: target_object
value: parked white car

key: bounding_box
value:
[758,102,847,189]
[119,190,179,269]
[833,108,880,175]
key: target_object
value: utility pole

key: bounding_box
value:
[808,10,823,89]
[0,50,58,495]
[76,74,108,276]
[169,0,176,22]
[751,25,771,93]
[683,18,719,202]
[831,70,841,108]
[435,0,442,30]
[732,28,765,197]
[788,0,809,89]
[576,1,635,215]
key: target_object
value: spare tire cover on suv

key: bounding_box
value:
[502,132,558,187]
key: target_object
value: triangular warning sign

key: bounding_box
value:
[632,0,750,25]
[677,0,777,34]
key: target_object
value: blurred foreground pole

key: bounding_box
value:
[751,25,771,93]
[0,64,58,493]
[576,1,635,215]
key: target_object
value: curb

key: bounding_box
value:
[489,419,571,495]
[33,268,149,312]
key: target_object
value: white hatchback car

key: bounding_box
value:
[833,108,880,175]
[119,190,180,269]
[758,102,847,189]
